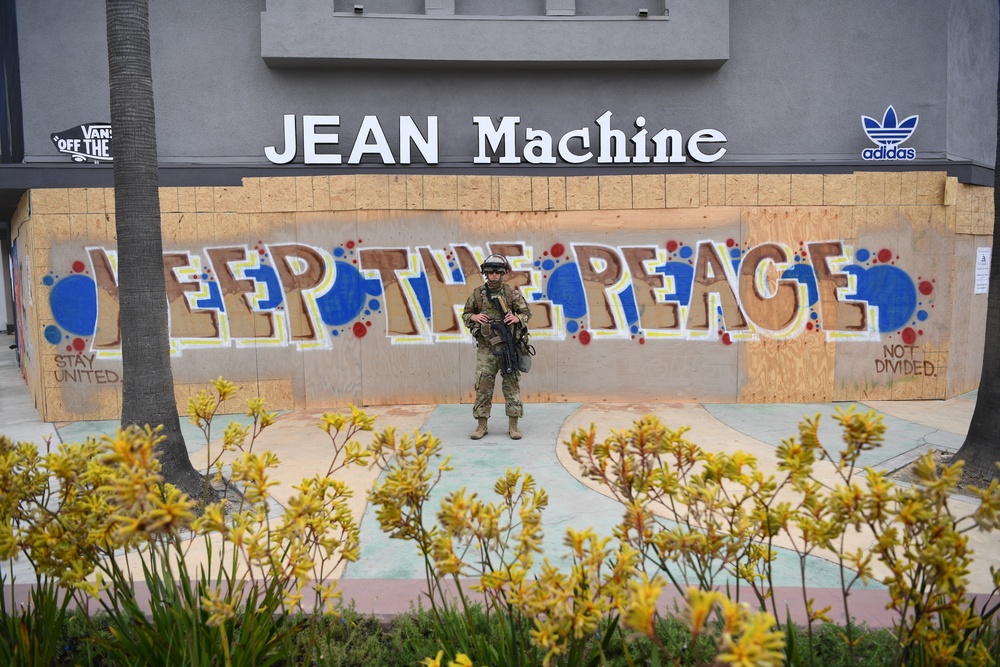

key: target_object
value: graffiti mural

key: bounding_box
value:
[41,236,935,359]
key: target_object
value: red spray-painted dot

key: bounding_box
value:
[71,261,86,273]
[666,240,679,253]
[721,332,733,345]
[639,338,645,345]
[901,327,917,345]
[550,243,565,257]
[578,330,591,345]
[72,338,86,352]
[726,238,735,248]
[877,249,893,263]
[806,322,813,330]
[919,281,934,295]
[366,320,372,327]
[352,322,367,338]
[346,240,356,249]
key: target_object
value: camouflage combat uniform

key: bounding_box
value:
[462,282,532,419]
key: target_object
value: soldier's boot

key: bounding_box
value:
[508,417,522,440]
[470,418,489,440]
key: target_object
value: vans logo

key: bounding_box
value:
[861,106,917,161]
[50,123,113,163]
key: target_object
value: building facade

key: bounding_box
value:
[0,0,997,420]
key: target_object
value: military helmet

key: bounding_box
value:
[479,254,511,275]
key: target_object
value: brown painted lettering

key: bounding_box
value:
[621,246,680,330]
[268,244,329,342]
[687,241,747,331]
[573,244,625,331]
[163,253,220,340]
[419,247,470,335]
[808,241,867,332]
[206,247,276,340]
[738,243,801,332]
[357,247,419,336]
[87,248,121,350]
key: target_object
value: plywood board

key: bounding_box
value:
[18,173,994,423]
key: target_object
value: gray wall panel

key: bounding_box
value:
[15,0,998,170]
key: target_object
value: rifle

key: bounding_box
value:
[486,291,520,376]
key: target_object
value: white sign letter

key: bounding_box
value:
[558,128,593,164]
[687,129,727,163]
[303,115,341,165]
[473,116,521,164]
[400,116,438,164]
[264,114,297,164]
[523,128,556,164]
[596,110,629,164]
[349,115,395,164]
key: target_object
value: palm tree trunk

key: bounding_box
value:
[951,14,1000,485]
[106,0,213,501]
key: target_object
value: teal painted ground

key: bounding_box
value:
[346,404,882,590]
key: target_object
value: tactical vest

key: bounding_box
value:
[473,282,520,315]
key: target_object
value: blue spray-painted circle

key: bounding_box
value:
[368,298,380,311]
[42,275,54,286]
[49,274,97,336]
[542,259,555,271]
[334,247,345,257]
[843,264,917,332]
[856,248,871,262]
[547,263,587,319]
[566,320,579,334]
[316,261,369,326]
[679,246,694,259]
[44,325,63,345]
[917,310,928,321]
[730,248,741,260]
[363,274,383,296]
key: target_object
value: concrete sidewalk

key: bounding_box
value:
[1,333,990,625]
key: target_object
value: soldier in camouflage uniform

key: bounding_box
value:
[462,254,532,440]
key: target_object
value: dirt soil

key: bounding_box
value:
[887,449,996,497]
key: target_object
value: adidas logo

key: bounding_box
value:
[861,105,917,160]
